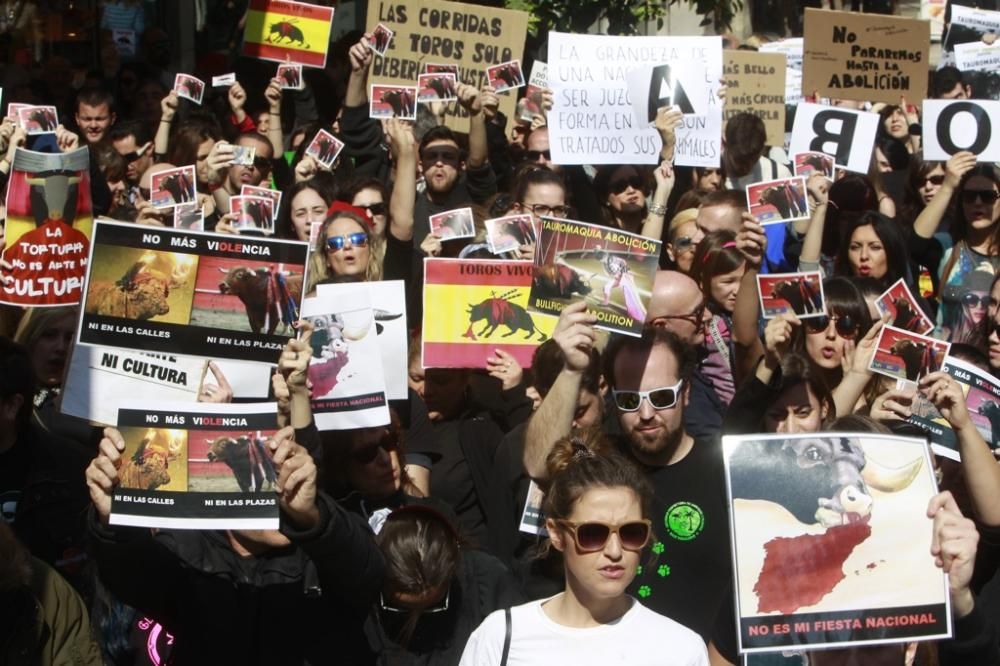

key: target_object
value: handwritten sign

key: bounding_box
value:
[803,9,930,105]
[547,32,723,167]
[922,99,1000,162]
[724,50,786,147]
[365,0,528,132]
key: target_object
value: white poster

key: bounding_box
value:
[547,32,723,167]
[760,38,804,105]
[954,41,1000,71]
[922,99,1000,161]
[788,103,880,173]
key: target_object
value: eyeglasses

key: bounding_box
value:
[655,301,706,327]
[252,157,271,170]
[803,314,859,339]
[672,236,695,252]
[555,519,652,552]
[357,202,387,216]
[420,148,460,168]
[326,232,369,251]
[962,189,999,205]
[921,175,944,187]
[380,589,450,614]
[963,293,990,308]
[609,174,644,195]
[121,147,149,163]
[525,149,551,162]
[521,203,569,218]
[351,433,398,464]
[612,379,684,412]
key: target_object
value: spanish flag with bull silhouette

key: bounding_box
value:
[242,0,335,68]
[421,258,555,369]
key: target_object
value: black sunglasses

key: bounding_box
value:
[420,148,460,167]
[351,434,398,464]
[962,189,999,205]
[963,293,990,308]
[326,232,369,251]
[609,174,644,195]
[525,149,551,162]
[803,314,859,339]
[921,175,944,187]
[357,202,387,216]
[252,157,271,170]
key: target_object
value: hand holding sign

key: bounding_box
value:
[735,212,767,270]
[269,427,320,530]
[349,36,374,73]
[553,301,598,372]
[86,427,127,524]
[945,151,977,189]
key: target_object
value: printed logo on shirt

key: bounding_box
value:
[664,501,704,541]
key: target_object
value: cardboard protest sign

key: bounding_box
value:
[724,50,786,147]
[110,401,281,530]
[803,9,930,105]
[761,38,804,106]
[242,0,335,68]
[548,32,723,167]
[300,288,391,430]
[1,147,92,307]
[77,221,308,364]
[723,432,949,653]
[789,103,880,174]
[746,177,810,226]
[421,258,554,368]
[869,325,950,384]
[366,0,528,133]
[530,217,660,337]
[61,348,271,425]
[922,100,1000,162]
[875,279,933,335]
[316,280,408,400]
[907,356,1000,460]
[757,272,825,319]
[954,41,1000,72]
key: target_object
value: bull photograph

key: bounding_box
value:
[430,207,476,240]
[487,60,526,92]
[722,432,949,653]
[188,430,277,493]
[173,73,205,104]
[875,278,935,335]
[870,326,951,384]
[417,72,458,103]
[370,84,417,120]
[190,256,303,336]
[529,216,659,337]
[83,245,197,325]
[369,22,393,57]
[486,214,536,255]
[17,105,59,134]
[757,271,825,319]
[150,165,197,209]
[230,195,275,234]
[794,151,835,179]
[747,176,811,225]
[117,427,188,493]
[276,62,303,90]
[304,129,344,168]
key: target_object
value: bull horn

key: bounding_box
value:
[218,267,228,273]
[862,455,923,493]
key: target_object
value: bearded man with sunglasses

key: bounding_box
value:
[523,304,731,640]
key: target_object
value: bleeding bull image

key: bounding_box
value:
[188,430,277,493]
[84,247,197,324]
[1,147,93,306]
[529,217,660,337]
[870,326,951,384]
[117,427,188,493]
[875,278,934,335]
[190,257,303,335]
[370,84,417,120]
[723,433,949,653]
[757,271,825,319]
[747,176,811,225]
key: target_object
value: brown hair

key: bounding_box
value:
[689,229,744,298]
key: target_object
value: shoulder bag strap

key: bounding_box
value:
[500,607,512,666]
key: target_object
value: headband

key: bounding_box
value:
[326,200,374,228]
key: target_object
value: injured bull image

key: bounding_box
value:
[216,264,303,335]
[463,289,547,341]
[118,428,187,492]
[85,249,196,322]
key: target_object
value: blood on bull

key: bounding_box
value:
[267,19,309,48]
[463,289,547,341]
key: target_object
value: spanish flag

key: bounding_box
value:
[422,258,555,369]
[242,0,334,68]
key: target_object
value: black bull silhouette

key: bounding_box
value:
[532,264,592,299]
[463,291,547,341]
[267,20,308,48]
[206,435,277,492]
[889,339,941,382]
[770,279,821,316]
[158,173,193,204]
[728,437,923,527]
[381,89,415,118]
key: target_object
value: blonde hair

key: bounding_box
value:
[307,212,383,292]
[667,208,699,241]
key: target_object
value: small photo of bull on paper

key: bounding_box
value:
[277,63,304,90]
[793,151,835,179]
[487,60,525,93]
[117,427,189,493]
[369,85,417,120]
[486,214,536,255]
[417,73,458,103]
[230,195,275,234]
[430,208,476,241]
[369,23,394,57]
[150,165,197,209]
[304,129,344,168]
[425,63,459,76]
[747,176,810,225]
[875,278,934,335]
[173,203,204,231]
[173,73,205,105]
[17,105,59,134]
[870,325,951,384]
[757,271,825,319]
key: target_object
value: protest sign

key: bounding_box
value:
[875,278,933,335]
[907,356,1000,459]
[241,185,282,221]
[61,348,271,425]
[243,0,335,68]
[548,32,723,167]
[486,214,535,254]
[1,147,92,307]
[723,432,950,653]
[300,288,391,430]
[366,0,528,132]
[110,401,281,530]
[370,23,395,57]
[316,280,408,400]
[304,128,344,167]
[760,38,803,106]
[370,84,417,120]
[793,152,835,179]
[625,61,709,126]
[487,59,525,93]
[954,41,1000,72]
[803,9,930,105]
[77,221,308,364]
[150,165,197,209]
[231,196,275,234]
[945,5,1000,50]
[746,177,810,226]
[277,62,304,89]
[519,480,549,537]
[869,325,950,384]
[417,72,458,102]
[724,50,786,147]
[922,100,1000,162]
[520,61,548,121]
[421,258,554,368]
[789,103,880,173]
[429,207,475,240]
[757,271,824,319]
[530,217,659,337]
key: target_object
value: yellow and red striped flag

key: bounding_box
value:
[422,258,555,369]
[242,0,334,68]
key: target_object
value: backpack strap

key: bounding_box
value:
[501,608,512,666]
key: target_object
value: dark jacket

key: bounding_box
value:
[340,103,392,183]
[89,493,384,665]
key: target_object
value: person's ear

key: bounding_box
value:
[110,112,117,126]
[546,519,565,552]
[665,243,676,263]
[598,374,608,397]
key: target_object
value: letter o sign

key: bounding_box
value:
[936,102,991,155]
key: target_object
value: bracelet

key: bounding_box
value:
[648,202,667,216]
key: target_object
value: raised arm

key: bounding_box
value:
[154,91,178,159]
[457,83,493,169]
[797,173,829,270]
[386,118,417,242]
[732,213,767,384]
[914,151,975,239]
[345,36,373,109]
[263,77,285,157]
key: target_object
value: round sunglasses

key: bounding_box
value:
[803,314,858,339]
[555,519,652,552]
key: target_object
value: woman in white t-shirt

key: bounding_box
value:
[458,431,708,666]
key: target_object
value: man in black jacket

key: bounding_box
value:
[86,426,385,665]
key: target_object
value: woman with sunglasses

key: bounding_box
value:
[460,431,708,666]
[592,159,675,241]
[665,208,703,275]
[937,163,1000,342]
[307,206,383,292]
[987,273,1000,378]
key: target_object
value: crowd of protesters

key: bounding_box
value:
[3,2,1000,664]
